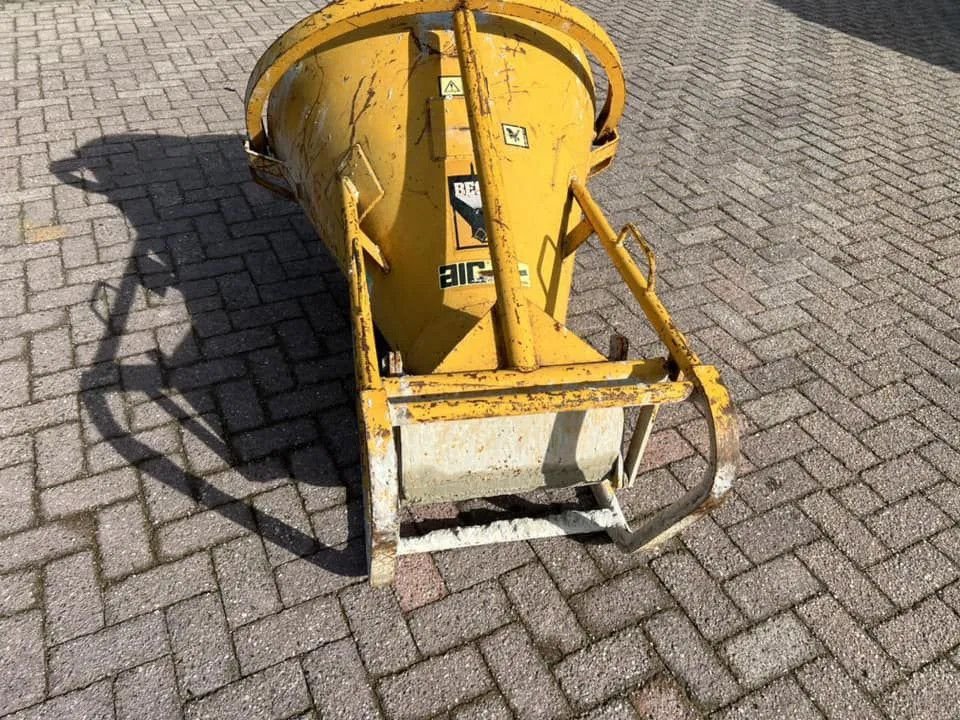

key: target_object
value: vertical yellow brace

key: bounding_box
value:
[570,179,700,372]
[453,6,538,371]
[341,178,383,391]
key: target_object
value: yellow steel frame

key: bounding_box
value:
[250,0,738,586]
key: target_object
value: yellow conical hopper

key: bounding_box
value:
[245,0,739,585]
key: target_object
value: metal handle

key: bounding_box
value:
[244,0,626,154]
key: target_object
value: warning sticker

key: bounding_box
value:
[439,76,464,97]
[502,123,529,148]
[439,261,531,289]
[448,174,487,249]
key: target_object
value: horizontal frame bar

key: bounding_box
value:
[397,507,627,554]
[389,378,693,425]
[383,358,668,398]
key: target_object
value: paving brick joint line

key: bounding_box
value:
[1,0,959,718]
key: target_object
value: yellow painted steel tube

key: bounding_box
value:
[382,358,668,397]
[389,380,694,425]
[453,7,537,371]
[341,178,382,391]
[570,179,701,372]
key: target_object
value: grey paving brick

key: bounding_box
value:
[0,570,37,618]
[799,491,888,565]
[0,360,29,409]
[861,416,933,460]
[795,658,883,720]
[114,656,181,720]
[797,595,900,694]
[303,638,381,720]
[652,551,745,642]
[835,482,885,517]
[585,536,652,578]
[408,580,511,657]
[881,660,960,720]
[577,697,638,719]
[865,494,950,551]
[734,459,819,515]
[479,624,571,720]
[798,412,879,471]
[233,594,348,674]
[715,677,824,720]
[722,611,820,688]
[554,626,657,711]
[569,566,669,637]
[184,659,311,720]
[868,541,958,607]
[40,467,138,519]
[0,435,32,473]
[378,646,493,720]
[450,692,513,720]
[43,550,103,644]
[310,500,362,548]
[796,540,894,625]
[741,421,816,467]
[251,484,316,567]
[212,534,281,627]
[96,499,153,579]
[927,482,960,522]
[31,326,73,375]
[644,609,739,710]
[156,502,253,561]
[800,448,854,488]
[629,675,702,720]
[0,464,34,535]
[0,520,89,573]
[3,681,114,720]
[104,552,216,623]
[724,554,820,621]
[434,541,534,592]
[920,441,960,481]
[742,388,815,428]
[855,382,927,421]
[195,460,287,507]
[167,592,239,698]
[500,561,587,662]
[728,504,821,564]
[340,582,420,676]
[273,543,366,606]
[680,516,752,580]
[873,596,960,672]
[0,610,45,715]
[48,611,169,694]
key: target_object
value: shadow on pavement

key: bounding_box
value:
[770,0,960,72]
[51,132,366,578]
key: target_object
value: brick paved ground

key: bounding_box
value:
[1,0,959,717]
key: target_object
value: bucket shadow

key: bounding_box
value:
[51,132,365,577]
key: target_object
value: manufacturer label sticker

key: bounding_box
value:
[448,174,487,249]
[502,123,529,148]
[439,261,531,289]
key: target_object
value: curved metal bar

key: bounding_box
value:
[244,0,625,153]
[615,364,738,552]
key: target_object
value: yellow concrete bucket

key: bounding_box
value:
[245,0,739,585]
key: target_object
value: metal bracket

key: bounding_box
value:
[244,140,294,200]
